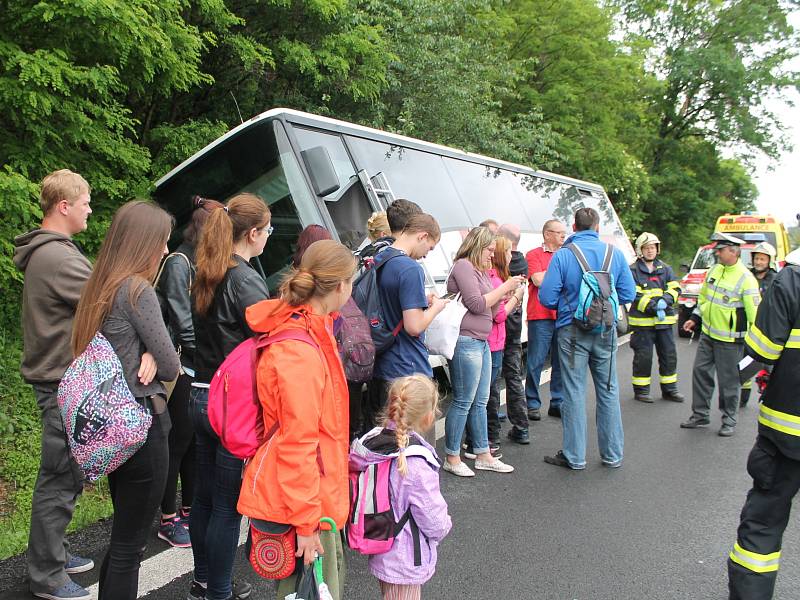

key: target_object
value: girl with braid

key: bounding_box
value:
[350,375,452,600]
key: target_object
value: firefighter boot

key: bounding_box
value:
[661,386,685,403]
[739,386,752,408]
[633,386,653,403]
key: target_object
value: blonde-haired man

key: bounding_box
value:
[13,169,93,600]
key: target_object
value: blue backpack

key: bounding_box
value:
[352,252,404,354]
[566,243,619,334]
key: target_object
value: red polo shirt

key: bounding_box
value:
[526,246,557,321]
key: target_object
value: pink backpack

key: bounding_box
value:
[208,328,318,459]
[346,442,435,564]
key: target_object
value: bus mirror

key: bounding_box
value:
[301,146,340,197]
[679,264,689,274]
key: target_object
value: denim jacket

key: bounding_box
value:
[350,426,452,585]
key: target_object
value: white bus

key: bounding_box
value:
[154,108,635,355]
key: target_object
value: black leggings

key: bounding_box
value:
[160,373,196,515]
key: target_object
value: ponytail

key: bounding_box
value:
[193,193,270,316]
[383,375,439,477]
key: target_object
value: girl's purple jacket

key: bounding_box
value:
[349,426,452,585]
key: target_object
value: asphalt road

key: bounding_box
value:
[2,332,798,599]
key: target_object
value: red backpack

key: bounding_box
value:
[208,328,319,459]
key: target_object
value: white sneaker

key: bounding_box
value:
[474,459,514,473]
[442,460,475,477]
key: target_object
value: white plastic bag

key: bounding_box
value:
[424,294,468,360]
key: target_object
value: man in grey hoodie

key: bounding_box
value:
[13,169,94,600]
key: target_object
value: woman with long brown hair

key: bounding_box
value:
[71,200,180,600]
[442,226,525,478]
[155,195,223,548]
[188,193,271,600]
[238,239,356,600]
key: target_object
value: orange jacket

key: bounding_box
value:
[237,299,350,536]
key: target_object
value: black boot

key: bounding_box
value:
[662,388,685,402]
[633,386,653,403]
[739,386,752,408]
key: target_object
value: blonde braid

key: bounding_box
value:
[393,381,411,476]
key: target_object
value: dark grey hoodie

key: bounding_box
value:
[13,229,92,383]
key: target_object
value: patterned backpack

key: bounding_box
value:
[57,332,152,482]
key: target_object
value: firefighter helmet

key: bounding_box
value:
[635,232,661,257]
[751,241,776,259]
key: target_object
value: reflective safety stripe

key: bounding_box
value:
[660,314,678,325]
[702,323,746,340]
[743,288,760,296]
[745,325,783,361]
[660,373,677,384]
[637,289,663,312]
[629,316,656,327]
[759,405,800,437]
[700,291,744,309]
[729,542,780,573]
[785,329,800,349]
[741,379,753,390]
[632,376,651,386]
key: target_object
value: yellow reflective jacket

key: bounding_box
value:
[698,260,760,342]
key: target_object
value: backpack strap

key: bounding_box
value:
[600,244,613,273]
[566,243,591,273]
[373,252,405,336]
[155,252,193,291]
[253,328,322,464]
[394,509,423,566]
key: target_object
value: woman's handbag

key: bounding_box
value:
[248,520,297,580]
[424,292,468,360]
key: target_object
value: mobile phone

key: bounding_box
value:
[441,292,457,300]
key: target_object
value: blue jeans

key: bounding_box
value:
[445,336,491,456]
[189,388,244,600]
[525,320,562,410]
[556,325,623,468]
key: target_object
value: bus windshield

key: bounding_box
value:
[154,121,321,294]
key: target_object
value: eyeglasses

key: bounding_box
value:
[259,225,274,235]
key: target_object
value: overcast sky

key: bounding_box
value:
[752,12,799,227]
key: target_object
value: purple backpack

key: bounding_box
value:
[335,297,376,383]
[57,332,152,482]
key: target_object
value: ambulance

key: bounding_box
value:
[676,213,791,336]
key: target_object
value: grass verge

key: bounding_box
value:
[0,330,113,559]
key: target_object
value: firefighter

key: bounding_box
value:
[680,233,760,436]
[740,241,779,408]
[628,232,684,403]
[728,249,800,600]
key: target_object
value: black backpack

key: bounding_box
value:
[351,253,404,355]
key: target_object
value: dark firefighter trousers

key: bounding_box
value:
[630,327,678,395]
[729,434,800,600]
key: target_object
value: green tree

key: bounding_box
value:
[495,0,659,233]
[613,0,800,168]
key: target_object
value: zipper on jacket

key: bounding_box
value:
[222,373,229,447]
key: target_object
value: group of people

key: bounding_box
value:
[13,172,454,600]
[12,167,798,600]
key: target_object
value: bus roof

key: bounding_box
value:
[155,108,607,195]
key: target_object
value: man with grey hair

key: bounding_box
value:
[489,223,530,444]
[525,218,567,422]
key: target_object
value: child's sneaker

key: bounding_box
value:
[158,517,191,548]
